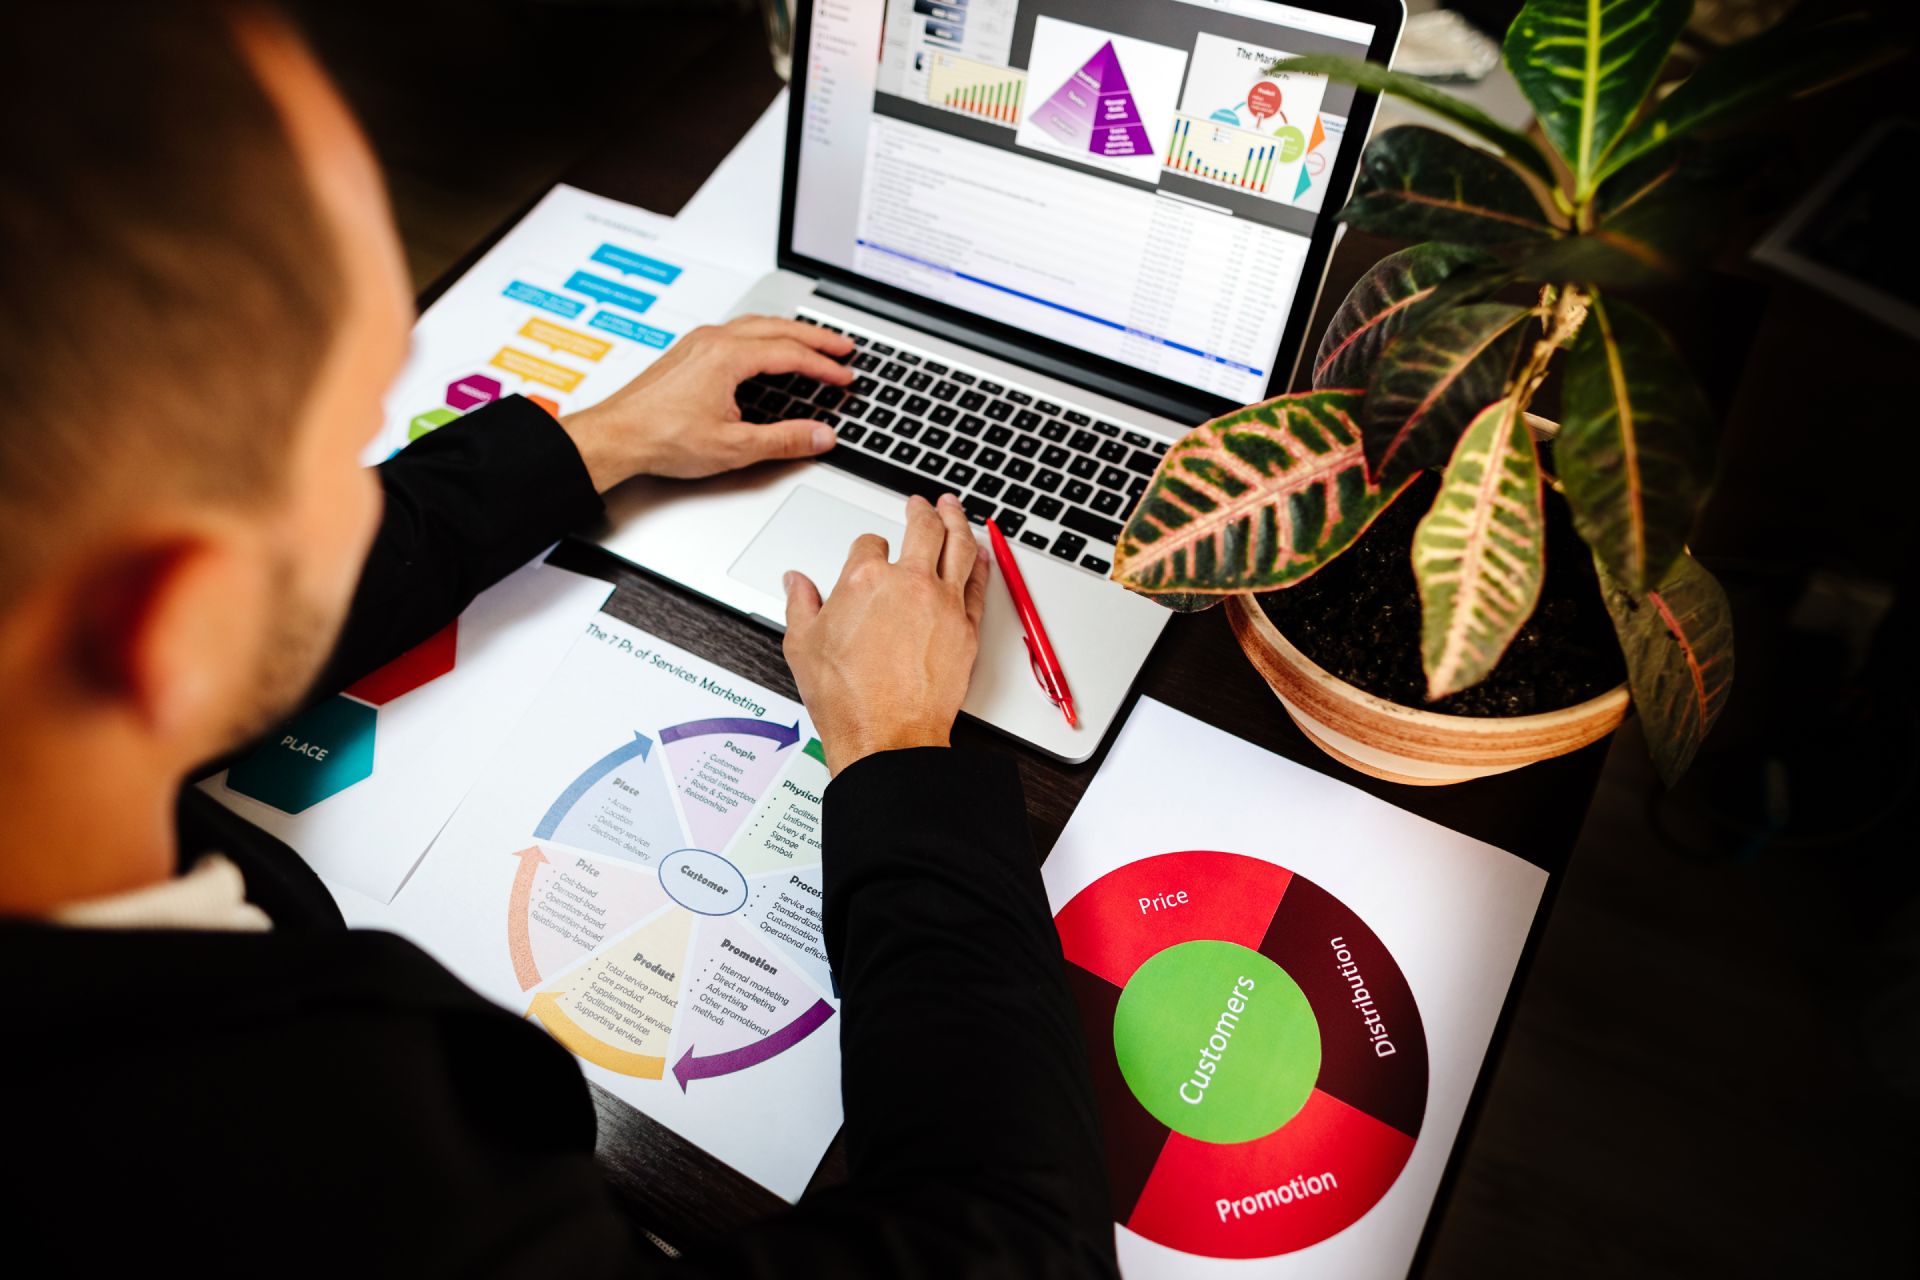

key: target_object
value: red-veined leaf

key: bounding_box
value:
[1344,126,1563,244]
[1363,301,1531,488]
[1597,551,1735,785]
[1312,243,1496,391]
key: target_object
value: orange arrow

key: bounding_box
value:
[526,990,667,1079]
[507,845,548,991]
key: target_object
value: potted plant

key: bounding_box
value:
[1111,2,1887,786]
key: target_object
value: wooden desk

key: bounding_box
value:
[423,12,1605,1256]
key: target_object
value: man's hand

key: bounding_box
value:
[559,315,854,492]
[783,494,990,775]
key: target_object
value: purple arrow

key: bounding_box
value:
[673,998,835,1090]
[658,717,800,749]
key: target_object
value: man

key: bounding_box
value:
[0,4,1115,1274]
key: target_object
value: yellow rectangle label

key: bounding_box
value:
[490,346,585,393]
[518,318,611,362]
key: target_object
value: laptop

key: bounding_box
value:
[602,0,1403,763]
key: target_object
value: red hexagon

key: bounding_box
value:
[345,620,458,705]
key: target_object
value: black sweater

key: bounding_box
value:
[0,397,1116,1277]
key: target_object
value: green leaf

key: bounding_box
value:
[1502,228,1681,288]
[1598,551,1735,786]
[1269,54,1558,185]
[1312,243,1498,391]
[1363,301,1532,488]
[1559,293,1712,592]
[1414,398,1548,700]
[1113,389,1412,596]
[1502,0,1692,197]
[1345,126,1563,244]
[1597,15,1897,186]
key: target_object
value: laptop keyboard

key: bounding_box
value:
[733,312,1170,578]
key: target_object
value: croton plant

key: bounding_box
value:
[1110,1,1886,784]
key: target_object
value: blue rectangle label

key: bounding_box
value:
[564,271,656,314]
[588,312,675,348]
[504,280,585,318]
[590,243,683,285]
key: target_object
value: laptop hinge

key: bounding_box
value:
[811,277,1215,427]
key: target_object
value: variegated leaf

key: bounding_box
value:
[1503,0,1692,197]
[1414,398,1547,700]
[1112,389,1410,596]
[1559,292,1711,592]
[1597,551,1735,786]
[1597,15,1892,186]
[1345,126,1562,245]
[1363,301,1531,489]
[1269,54,1558,185]
[1312,243,1494,391]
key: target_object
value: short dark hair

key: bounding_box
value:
[0,0,345,606]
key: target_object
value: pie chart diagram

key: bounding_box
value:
[1054,850,1429,1259]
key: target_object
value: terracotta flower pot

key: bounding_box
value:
[1225,593,1629,786]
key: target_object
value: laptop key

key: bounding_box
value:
[951,370,977,385]
[852,375,878,396]
[959,390,986,411]
[1068,455,1099,479]
[1020,529,1049,550]
[1152,439,1170,455]
[850,332,870,346]
[1031,495,1064,520]
[931,380,959,402]
[1014,409,1042,431]
[916,453,947,477]
[1033,469,1063,493]
[949,438,977,460]
[862,431,892,453]
[977,447,1007,470]
[1011,436,1040,458]
[1003,484,1035,510]
[1064,479,1094,504]
[1092,489,1124,515]
[1128,476,1148,499]
[1040,445,1070,468]
[924,360,950,375]
[891,441,920,465]
[979,380,1005,395]
[1098,440,1129,463]
[922,427,950,450]
[881,362,907,381]
[1125,449,1159,475]
[894,418,922,440]
[975,475,1005,498]
[962,496,996,525]
[1040,420,1069,442]
[838,423,866,445]
[984,400,1014,422]
[946,462,977,487]
[1036,400,1062,415]
[956,414,986,436]
[1081,554,1112,575]
[906,372,932,393]
[877,385,904,406]
[929,404,958,426]
[985,424,1014,446]
[1061,507,1123,544]
[1004,458,1034,481]
[1099,465,1129,490]
[871,341,895,355]
[868,407,896,429]
[1066,410,1093,427]
[904,394,932,416]
[898,352,921,366]
[1092,419,1120,436]
[1068,429,1098,453]
[1123,430,1151,448]
[1006,390,1033,406]
[1050,532,1087,562]
[996,510,1027,538]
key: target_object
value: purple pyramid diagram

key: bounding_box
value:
[1029,41,1153,159]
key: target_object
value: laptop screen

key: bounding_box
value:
[791,0,1380,407]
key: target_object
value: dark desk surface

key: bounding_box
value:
[426,16,1606,1255]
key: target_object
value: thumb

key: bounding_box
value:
[743,418,836,464]
[783,570,823,630]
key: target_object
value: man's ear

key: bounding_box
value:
[72,534,263,741]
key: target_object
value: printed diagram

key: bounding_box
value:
[1015,18,1187,184]
[1055,850,1428,1260]
[1168,33,1329,204]
[508,721,838,1091]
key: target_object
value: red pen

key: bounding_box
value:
[986,519,1077,729]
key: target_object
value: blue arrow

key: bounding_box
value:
[658,717,800,749]
[533,732,652,839]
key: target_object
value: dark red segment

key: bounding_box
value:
[1063,960,1170,1219]
[1054,851,1293,987]
[1128,1088,1416,1259]
[345,620,458,705]
[1258,874,1427,1138]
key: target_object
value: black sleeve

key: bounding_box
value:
[312,395,604,696]
[661,747,1118,1280]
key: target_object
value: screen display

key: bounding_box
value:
[792,0,1377,405]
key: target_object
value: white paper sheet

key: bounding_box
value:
[1041,698,1546,1278]
[371,185,758,464]
[387,614,842,1201]
[199,557,612,902]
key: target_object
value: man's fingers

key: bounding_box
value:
[846,532,891,573]
[735,419,836,463]
[731,336,855,386]
[782,570,823,631]
[898,495,945,572]
[963,550,990,625]
[934,493,976,586]
[727,316,856,358]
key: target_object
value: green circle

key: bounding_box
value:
[1113,939,1320,1144]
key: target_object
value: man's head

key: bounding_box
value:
[0,2,412,906]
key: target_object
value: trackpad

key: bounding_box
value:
[728,485,906,604]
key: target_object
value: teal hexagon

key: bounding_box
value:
[225,695,377,814]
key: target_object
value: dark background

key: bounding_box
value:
[288,1,1920,1273]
